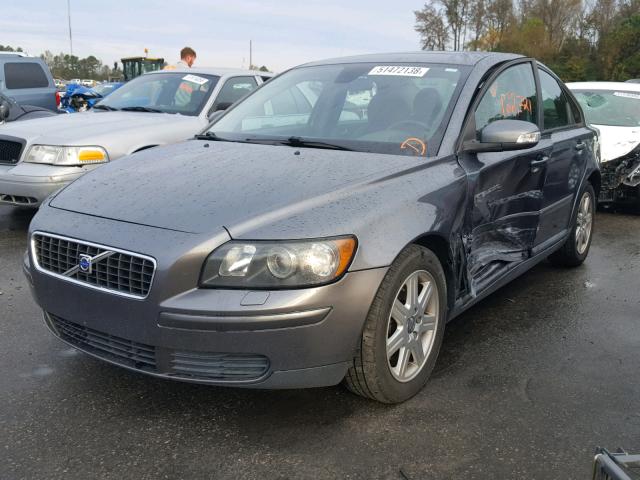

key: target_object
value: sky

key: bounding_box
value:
[2,0,425,72]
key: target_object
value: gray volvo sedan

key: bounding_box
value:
[25,52,599,403]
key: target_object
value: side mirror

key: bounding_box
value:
[0,100,10,121]
[214,102,233,112]
[207,109,225,123]
[464,119,540,153]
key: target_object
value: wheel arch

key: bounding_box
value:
[587,169,601,196]
[411,233,457,312]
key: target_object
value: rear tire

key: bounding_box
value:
[344,245,447,403]
[549,183,595,267]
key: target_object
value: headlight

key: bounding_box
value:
[25,145,109,166]
[200,237,357,288]
[624,163,640,187]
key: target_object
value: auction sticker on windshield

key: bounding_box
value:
[613,91,640,99]
[368,66,429,77]
[182,74,209,85]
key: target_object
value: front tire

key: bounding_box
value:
[549,183,595,267]
[344,245,447,403]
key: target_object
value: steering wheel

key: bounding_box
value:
[387,120,429,133]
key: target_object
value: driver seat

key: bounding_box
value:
[366,91,411,133]
[411,88,443,128]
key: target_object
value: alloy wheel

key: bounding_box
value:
[575,191,593,255]
[386,270,439,382]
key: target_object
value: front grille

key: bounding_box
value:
[49,314,157,372]
[0,193,38,205]
[170,351,270,381]
[32,233,155,298]
[0,139,23,164]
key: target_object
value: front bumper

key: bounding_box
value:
[599,154,640,204]
[25,212,387,388]
[0,163,86,206]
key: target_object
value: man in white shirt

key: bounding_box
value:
[166,47,196,70]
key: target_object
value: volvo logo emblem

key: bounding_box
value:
[62,250,116,278]
[78,254,93,274]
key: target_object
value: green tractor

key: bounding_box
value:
[120,56,165,81]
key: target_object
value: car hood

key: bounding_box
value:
[593,124,640,162]
[0,110,198,145]
[50,141,421,234]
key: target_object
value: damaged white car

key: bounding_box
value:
[568,82,640,205]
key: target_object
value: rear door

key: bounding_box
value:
[1,60,56,110]
[532,67,591,249]
[458,60,549,292]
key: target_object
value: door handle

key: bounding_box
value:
[530,156,548,173]
[575,141,586,151]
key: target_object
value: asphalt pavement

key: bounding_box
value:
[0,204,638,480]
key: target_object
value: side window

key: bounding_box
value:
[268,90,299,115]
[237,80,322,132]
[4,62,49,89]
[474,63,537,138]
[539,70,573,129]
[569,98,582,124]
[264,81,316,116]
[212,76,258,111]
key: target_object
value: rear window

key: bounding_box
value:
[4,62,49,89]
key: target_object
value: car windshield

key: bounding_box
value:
[97,72,220,116]
[207,63,469,156]
[92,83,119,97]
[572,89,640,127]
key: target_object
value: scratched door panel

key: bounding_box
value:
[462,62,544,292]
[466,148,547,291]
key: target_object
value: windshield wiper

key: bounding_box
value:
[194,131,235,142]
[120,106,164,113]
[243,136,352,151]
[92,104,119,111]
[194,133,351,150]
[284,136,352,151]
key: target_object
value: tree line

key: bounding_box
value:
[415,0,640,81]
[1,44,119,80]
[0,44,24,52]
[39,51,119,81]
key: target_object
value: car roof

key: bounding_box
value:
[566,81,640,92]
[300,51,523,67]
[145,67,274,77]
[0,52,28,58]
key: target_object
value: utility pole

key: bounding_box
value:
[67,0,73,55]
[249,40,252,69]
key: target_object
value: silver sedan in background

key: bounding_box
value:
[0,67,272,206]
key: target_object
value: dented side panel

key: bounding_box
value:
[458,148,548,294]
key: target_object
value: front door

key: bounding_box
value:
[459,61,547,294]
